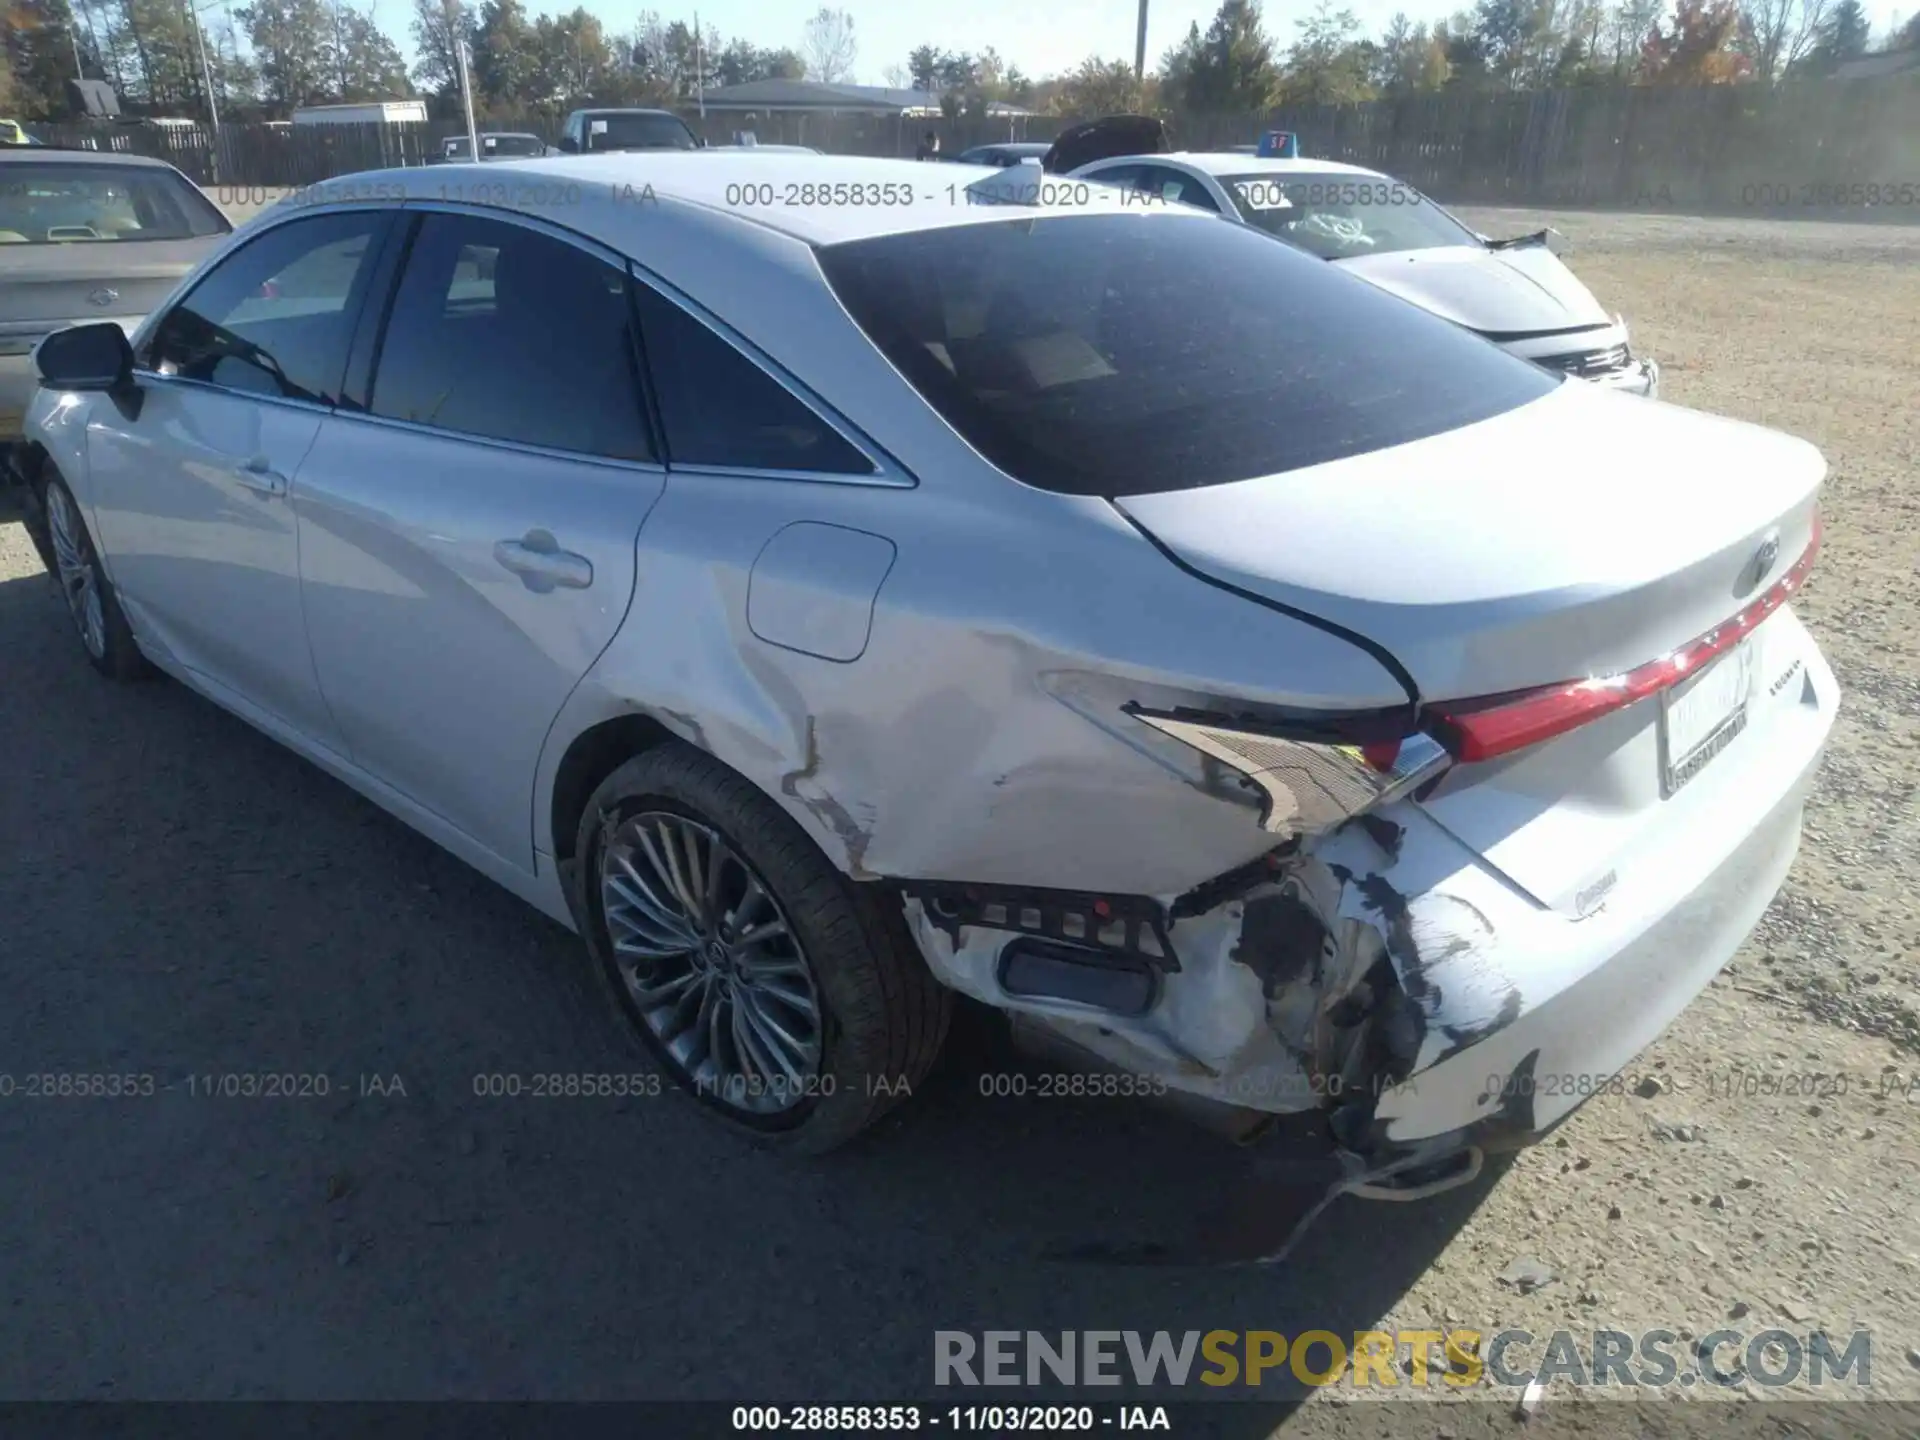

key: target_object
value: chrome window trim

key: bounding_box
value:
[131,369,336,417]
[668,461,913,490]
[321,404,668,476]
[626,263,918,490]
[397,197,633,273]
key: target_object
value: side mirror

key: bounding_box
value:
[557,134,578,153]
[36,322,135,393]
[696,136,708,148]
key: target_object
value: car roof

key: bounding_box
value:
[1153,153,1385,179]
[967,142,1049,154]
[324,152,1203,247]
[572,107,682,117]
[0,146,180,169]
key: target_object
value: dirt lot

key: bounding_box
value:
[1,205,1917,1432]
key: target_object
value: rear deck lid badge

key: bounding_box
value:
[1738,532,1781,597]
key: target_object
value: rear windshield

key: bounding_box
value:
[586,113,696,151]
[0,162,229,245]
[816,212,1556,496]
[1222,171,1481,259]
[447,134,545,158]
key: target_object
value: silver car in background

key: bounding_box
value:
[1,147,231,446]
[15,155,1829,1207]
[1069,152,1660,395]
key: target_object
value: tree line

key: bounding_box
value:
[5,0,1915,123]
[1039,0,1917,119]
[0,2,857,122]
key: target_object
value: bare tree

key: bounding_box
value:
[1741,0,1829,78]
[881,60,907,87]
[801,6,855,83]
[1602,0,1665,73]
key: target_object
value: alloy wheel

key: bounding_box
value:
[45,486,106,661]
[599,810,824,1115]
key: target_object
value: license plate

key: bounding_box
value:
[1660,640,1756,796]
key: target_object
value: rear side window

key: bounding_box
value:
[1136,166,1220,212]
[632,282,873,475]
[149,209,385,403]
[368,212,653,461]
[816,212,1558,496]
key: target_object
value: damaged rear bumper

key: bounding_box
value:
[904,646,1831,1190]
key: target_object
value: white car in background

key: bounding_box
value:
[1069,151,1660,396]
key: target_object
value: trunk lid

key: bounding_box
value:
[1334,244,1611,335]
[1113,380,1825,704]
[0,237,209,326]
[1041,115,1170,174]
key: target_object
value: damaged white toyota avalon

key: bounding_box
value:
[12,154,1834,1197]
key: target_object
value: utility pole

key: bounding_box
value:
[66,13,85,80]
[694,10,706,121]
[448,0,480,165]
[1134,0,1148,80]
[185,0,221,180]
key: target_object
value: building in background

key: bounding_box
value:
[291,101,429,127]
[696,79,1033,151]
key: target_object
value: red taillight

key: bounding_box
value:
[1426,516,1822,764]
[1360,740,1403,772]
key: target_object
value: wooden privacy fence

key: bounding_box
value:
[21,75,1920,218]
[1200,78,1920,215]
[24,119,434,186]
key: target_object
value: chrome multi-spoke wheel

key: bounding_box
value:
[600,810,824,1116]
[45,483,106,661]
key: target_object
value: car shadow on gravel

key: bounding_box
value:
[0,565,1505,1417]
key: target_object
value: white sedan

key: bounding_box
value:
[11,153,1829,1203]
[1069,151,1660,396]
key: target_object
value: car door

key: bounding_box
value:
[86,207,394,748]
[291,205,665,873]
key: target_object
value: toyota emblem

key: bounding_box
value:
[1739,532,1781,597]
[87,287,119,308]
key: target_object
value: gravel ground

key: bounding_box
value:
[1,205,1916,1432]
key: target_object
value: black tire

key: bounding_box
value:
[40,471,151,682]
[575,742,951,1154]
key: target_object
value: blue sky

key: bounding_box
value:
[360,0,1912,82]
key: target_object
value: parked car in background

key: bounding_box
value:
[1,119,44,146]
[435,132,554,163]
[557,108,699,154]
[14,154,1831,1203]
[1,147,229,451]
[1070,149,1660,396]
[951,141,1051,167]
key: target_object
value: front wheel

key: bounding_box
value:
[42,473,149,681]
[576,743,950,1153]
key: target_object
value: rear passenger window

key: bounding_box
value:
[632,283,874,475]
[368,212,652,461]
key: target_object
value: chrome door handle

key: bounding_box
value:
[494,531,593,591]
[233,458,288,497]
